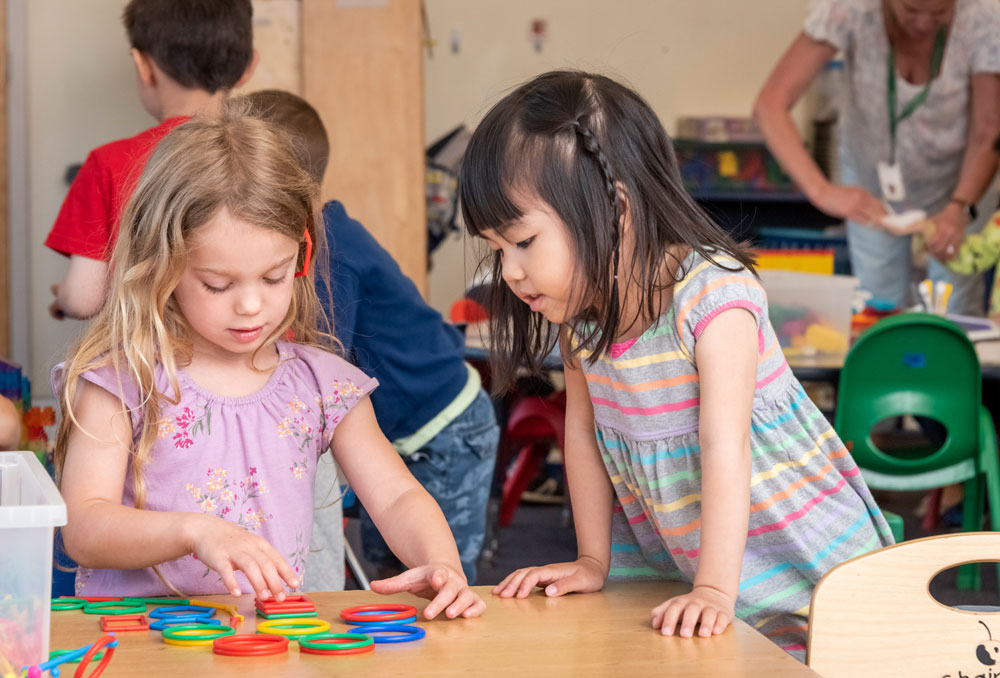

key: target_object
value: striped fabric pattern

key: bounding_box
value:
[574,251,894,660]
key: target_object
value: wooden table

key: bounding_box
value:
[49,583,818,677]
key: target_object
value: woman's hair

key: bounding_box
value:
[53,100,331,519]
[459,70,756,392]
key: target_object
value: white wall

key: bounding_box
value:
[24,1,151,399]
[423,0,811,315]
[16,0,811,397]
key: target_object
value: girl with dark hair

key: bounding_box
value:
[460,70,893,659]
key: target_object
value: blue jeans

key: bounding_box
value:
[847,220,985,314]
[360,387,499,584]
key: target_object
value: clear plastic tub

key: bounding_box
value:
[0,451,66,669]
[760,270,859,355]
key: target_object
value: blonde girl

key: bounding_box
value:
[53,104,485,619]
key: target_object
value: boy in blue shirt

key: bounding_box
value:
[243,90,499,586]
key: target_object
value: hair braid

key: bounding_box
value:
[572,119,621,321]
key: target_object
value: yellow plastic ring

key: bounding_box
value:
[256,618,331,638]
[163,636,215,647]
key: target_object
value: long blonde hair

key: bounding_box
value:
[54,101,333,514]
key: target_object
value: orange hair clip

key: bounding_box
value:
[294,227,313,278]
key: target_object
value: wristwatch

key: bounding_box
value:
[949,197,978,222]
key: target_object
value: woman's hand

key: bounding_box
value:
[650,585,736,638]
[927,202,967,261]
[370,563,485,619]
[492,556,607,599]
[186,514,300,600]
[809,183,887,227]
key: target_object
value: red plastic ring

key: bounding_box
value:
[299,644,374,656]
[339,604,418,623]
[74,634,116,678]
[213,634,289,656]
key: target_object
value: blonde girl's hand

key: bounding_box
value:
[492,556,607,599]
[187,514,300,601]
[651,585,735,638]
[370,563,486,619]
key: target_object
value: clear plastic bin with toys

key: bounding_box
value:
[760,270,859,356]
[0,451,67,670]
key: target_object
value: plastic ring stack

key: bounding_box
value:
[213,634,290,657]
[256,617,331,639]
[161,624,236,647]
[349,624,426,644]
[298,632,375,656]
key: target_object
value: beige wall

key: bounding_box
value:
[19,0,810,397]
[423,0,811,315]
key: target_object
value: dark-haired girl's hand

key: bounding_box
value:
[492,555,607,599]
[370,562,485,619]
[650,584,735,638]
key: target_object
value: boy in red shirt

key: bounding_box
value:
[46,0,257,319]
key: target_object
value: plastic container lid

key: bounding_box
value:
[0,451,67,528]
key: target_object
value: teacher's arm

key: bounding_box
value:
[755,32,886,226]
[927,72,1000,260]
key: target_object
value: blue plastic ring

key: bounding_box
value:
[149,616,222,630]
[344,615,417,626]
[350,624,426,643]
[149,604,215,619]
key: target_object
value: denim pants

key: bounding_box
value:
[360,387,499,584]
[847,219,985,314]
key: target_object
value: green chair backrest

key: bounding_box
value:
[834,313,981,477]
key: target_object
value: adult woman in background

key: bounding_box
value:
[755,0,1000,314]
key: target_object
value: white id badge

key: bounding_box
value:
[877,161,906,202]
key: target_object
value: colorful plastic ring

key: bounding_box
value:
[213,634,289,656]
[161,624,235,642]
[256,610,318,619]
[339,604,418,623]
[149,616,222,631]
[51,598,86,611]
[350,624,426,643]
[49,649,105,663]
[299,643,375,656]
[123,597,189,607]
[73,635,117,678]
[344,614,416,626]
[297,633,373,650]
[256,618,331,638]
[148,604,215,619]
[82,601,146,616]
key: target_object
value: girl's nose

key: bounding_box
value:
[501,255,525,284]
[235,288,263,315]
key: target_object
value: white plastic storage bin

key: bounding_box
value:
[0,451,66,668]
[760,270,859,355]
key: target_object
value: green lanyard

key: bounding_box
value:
[887,27,947,163]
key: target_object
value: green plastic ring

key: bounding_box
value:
[297,632,373,650]
[49,649,104,663]
[82,601,147,615]
[123,597,190,607]
[161,623,236,641]
[51,598,86,611]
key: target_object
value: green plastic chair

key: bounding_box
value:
[834,313,1000,591]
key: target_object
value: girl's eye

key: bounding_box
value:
[202,283,231,294]
[264,275,287,286]
[516,237,534,249]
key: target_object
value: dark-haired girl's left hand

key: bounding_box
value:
[651,585,735,638]
[370,563,486,619]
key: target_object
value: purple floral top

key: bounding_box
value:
[52,341,376,597]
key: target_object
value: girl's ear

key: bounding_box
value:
[616,181,632,233]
